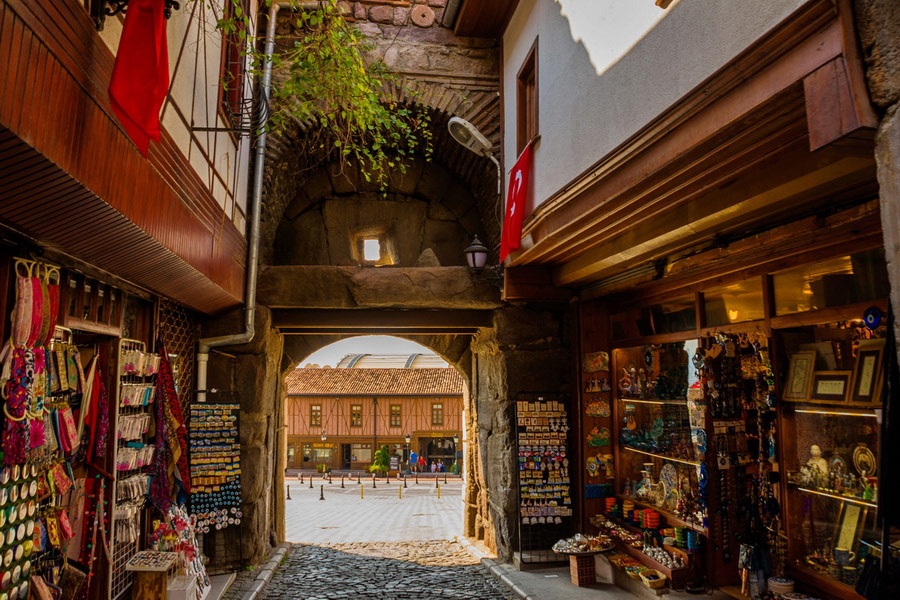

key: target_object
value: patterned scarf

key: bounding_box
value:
[150,341,190,511]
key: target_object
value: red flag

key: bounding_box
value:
[108,0,170,157]
[500,143,532,263]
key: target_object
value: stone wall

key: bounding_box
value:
[272,159,486,267]
[201,307,286,565]
[467,305,573,560]
[855,0,900,364]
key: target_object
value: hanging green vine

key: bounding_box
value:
[217,0,433,187]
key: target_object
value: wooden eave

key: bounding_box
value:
[502,0,878,299]
[0,0,246,314]
[453,0,519,38]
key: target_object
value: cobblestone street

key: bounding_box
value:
[226,540,514,600]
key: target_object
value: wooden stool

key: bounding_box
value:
[126,551,179,600]
[569,553,596,586]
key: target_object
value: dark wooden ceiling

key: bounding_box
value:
[454,0,519,38]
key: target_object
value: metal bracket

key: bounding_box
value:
[92,0,181,31]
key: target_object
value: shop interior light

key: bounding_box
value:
[794,408,878,418]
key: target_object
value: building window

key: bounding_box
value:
[351,404,363,427]
[390,404,401,427]
[310,404,322,427]
[432,403,444,426]
[516,38,539,155]
[219,0,250,129]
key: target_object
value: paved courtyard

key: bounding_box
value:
[284,475,463,543]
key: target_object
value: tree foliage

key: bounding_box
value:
[218,0,433,187]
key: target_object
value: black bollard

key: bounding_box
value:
[309,477,313,489]
[286,485,291,500]
[299,474,304,484]
[341,476,345,489]
[403,474,407,488]
[444,473,448,484]
[319,485,325,501]
[357,473,361,485]
[415,473,419,485]
[372,474,377,488]
[435,477,439,489]
[328,473,332,484]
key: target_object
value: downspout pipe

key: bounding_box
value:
[196,1,294,402]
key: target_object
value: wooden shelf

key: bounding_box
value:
[623,446,701,466]
[791,484,877,508]
[619,397,688,406]
[616,495,707,534]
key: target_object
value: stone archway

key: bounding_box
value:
[199,6,573,567]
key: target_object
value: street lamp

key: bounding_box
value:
[452,433,460,475]
[464,236,489,273]
[405,434,411,474]
[321,430,327,442]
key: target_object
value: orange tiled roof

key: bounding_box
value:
[285,368,465,396]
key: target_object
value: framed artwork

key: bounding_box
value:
[832,502,866,558]
[583,351,609,373]
[850,339,885,404]
[784,351,816,400]
[810,371,852,403]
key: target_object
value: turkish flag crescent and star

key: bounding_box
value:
[499,143,533,263]
[108,0,170,157]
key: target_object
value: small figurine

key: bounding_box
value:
[807,445,829,478]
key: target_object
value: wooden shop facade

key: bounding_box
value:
[487,0,898,598]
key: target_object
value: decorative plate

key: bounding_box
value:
[853,443,876,477]
[660,464,678,492]
[693,428,707,455]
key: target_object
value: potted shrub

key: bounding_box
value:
[368,445,391,476]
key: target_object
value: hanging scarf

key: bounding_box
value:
[42,273,60,347]
[26,276,43,348]
[149,341,190,510]
[149,380,171,513]
[86,366,109,462]
[28,348,46,448]
[11,268,32,347]
[3,348,30,465]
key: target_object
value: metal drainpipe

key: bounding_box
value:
[196,1,300,402]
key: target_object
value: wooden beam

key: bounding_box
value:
[272,309,494,331]
[502,266,573,302]
[804,57,877,151]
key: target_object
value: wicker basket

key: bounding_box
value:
[639,569,668,589]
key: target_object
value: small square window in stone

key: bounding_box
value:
[390,404,401,427]
[362,238,381,262]
[432,403,444,426]
[310,404,322,427]
[351,404,363,427]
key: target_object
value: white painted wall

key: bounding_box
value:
[502,0,809,215]
[99,0,256,233]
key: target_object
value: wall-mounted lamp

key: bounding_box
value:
[464,236,489,273]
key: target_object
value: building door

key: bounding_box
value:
[342,444,351,469]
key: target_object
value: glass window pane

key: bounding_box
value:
[773,249,890,316]
[611,295,696,340]
[703,280,765,326]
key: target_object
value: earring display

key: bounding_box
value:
[515,393,572,563]
[188,404,241,533]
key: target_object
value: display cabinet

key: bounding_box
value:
[779,322,891,595]
[613,343,707,534]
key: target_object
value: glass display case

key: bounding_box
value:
[780,321,890,592]
[613,343,707,532]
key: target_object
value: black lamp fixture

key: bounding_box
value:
[464,236,489,273]
[453,433,460,445]
[92,0,181,30]
[321,430,327,442]
[405,434,411,445]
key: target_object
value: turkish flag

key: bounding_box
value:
[108,0,170,157]
[500,143,532,263]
